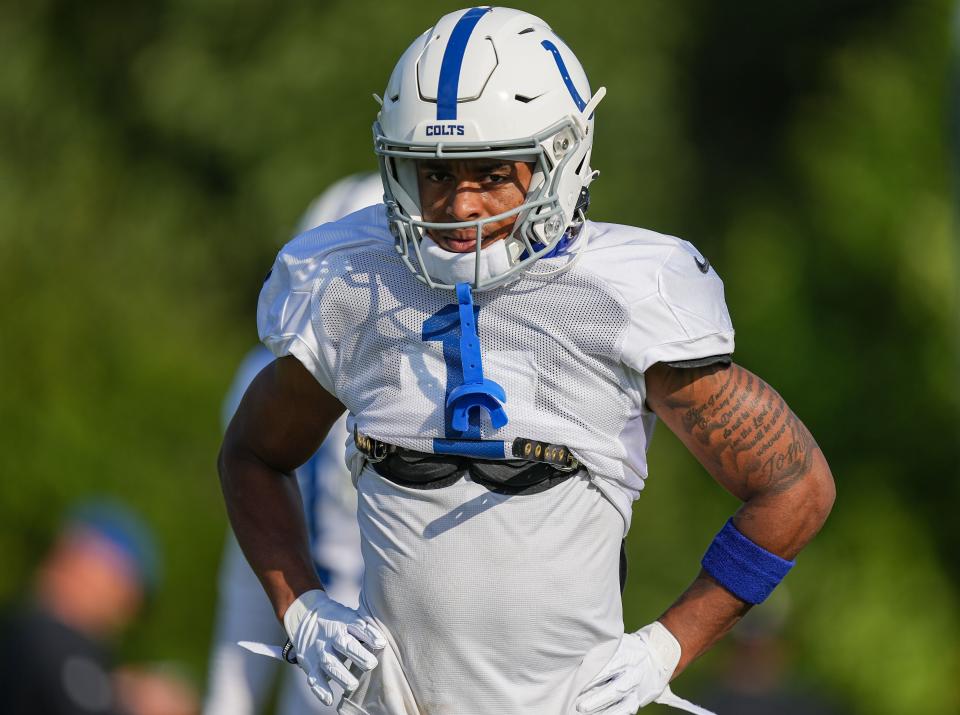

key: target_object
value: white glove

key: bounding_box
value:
[576,621,681,715]
[283,589,387,707]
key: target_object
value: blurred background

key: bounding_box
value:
[0,0,957,713]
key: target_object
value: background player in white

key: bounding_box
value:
[220,8,836,715]
[203,174,383,715]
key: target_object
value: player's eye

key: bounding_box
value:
[425,170,452,183]
[484,172,510,184]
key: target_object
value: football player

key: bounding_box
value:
[203,175,382,715]
[219,8,835,715]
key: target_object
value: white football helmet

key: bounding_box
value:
[294,172,384,234]
[373,6,605,290]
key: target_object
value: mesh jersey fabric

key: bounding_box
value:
[344,466,624,715]
[258,205,734,530]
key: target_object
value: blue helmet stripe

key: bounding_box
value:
[541,40,588,112]
[436,7,490,120]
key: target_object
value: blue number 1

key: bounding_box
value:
[422,303,481,438]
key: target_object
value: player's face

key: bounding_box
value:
[416,159,535,253]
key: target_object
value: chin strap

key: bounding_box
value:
[655,686,717,715]
[523,217,592,282]
[446,283,508,433]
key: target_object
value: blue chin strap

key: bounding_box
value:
[446,283,508,433]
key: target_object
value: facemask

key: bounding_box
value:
[419,236,521,289]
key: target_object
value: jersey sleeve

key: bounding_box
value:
[619,239,735,373]
[256,239,336,394]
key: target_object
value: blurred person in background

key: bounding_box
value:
[698,591,842,715]
[0,500,197,715]
[202,174,383,715]
[114,665,199,715]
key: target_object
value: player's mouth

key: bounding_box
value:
[437,235,479,253]
[432,230,503,253]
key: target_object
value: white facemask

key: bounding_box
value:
[419,236,521,289]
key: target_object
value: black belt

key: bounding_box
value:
[354,428,584,495]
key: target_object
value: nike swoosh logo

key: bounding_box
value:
[695,255,710,274]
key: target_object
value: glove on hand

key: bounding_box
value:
[575,621,681,715]
[283,589,387,707]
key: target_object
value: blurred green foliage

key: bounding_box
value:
[0,1,956,713]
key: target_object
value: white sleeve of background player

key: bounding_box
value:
[203,533,285,715]
[220,346,276,428]
[257,242,335,394]
[619,241,735,373]
[204,349,288,715]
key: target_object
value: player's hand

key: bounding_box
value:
[283,589,387,707]
[575,622,681,715]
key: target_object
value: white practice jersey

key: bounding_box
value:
[258,206,733,713]
[258,205,734,531]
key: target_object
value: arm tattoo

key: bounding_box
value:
[660,365,816,496]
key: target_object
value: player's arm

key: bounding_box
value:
[644,360,835,676]
[217,354,344,621]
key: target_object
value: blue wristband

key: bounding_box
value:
[701,518,795,604]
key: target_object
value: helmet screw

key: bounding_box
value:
[544,215,563,239]
[553,134,571,158]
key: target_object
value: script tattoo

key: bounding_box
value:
[661,364,815,496]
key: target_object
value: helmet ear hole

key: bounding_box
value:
[574,188,590,218]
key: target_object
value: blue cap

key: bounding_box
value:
[67,500,161,592]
